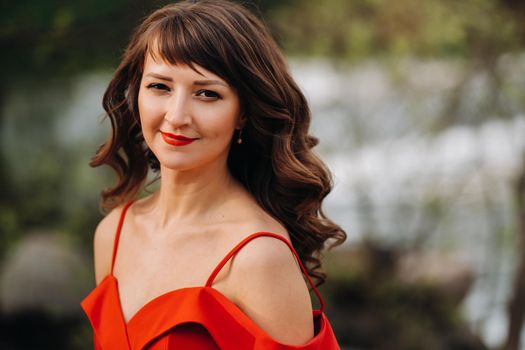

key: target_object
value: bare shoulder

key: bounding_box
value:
[93,202,128,285]
[228,225,315,345]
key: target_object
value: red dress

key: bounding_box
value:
[80,200,341,349]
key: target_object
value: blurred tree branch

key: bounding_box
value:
[504,152,525,350]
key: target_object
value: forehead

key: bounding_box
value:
[142,48,226,83]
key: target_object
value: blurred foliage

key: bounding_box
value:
[269,0,525,63]
[1,0,524,81]
[323,244,488,350]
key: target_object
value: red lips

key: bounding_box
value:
[161,131,198,146]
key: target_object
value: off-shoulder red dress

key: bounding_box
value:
[80,200,341,349]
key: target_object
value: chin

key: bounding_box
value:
[158,158,195,172]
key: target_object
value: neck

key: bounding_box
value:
[148,157,240,230]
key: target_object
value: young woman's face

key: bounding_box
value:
[138,51,243,172]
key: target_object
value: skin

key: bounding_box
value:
[92,50,315,345]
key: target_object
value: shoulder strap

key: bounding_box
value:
[110,200,136,275]
[205,231,326,312]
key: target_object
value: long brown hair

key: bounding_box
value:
[90,0,346,288]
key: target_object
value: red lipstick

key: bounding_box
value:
[161,131,198,146]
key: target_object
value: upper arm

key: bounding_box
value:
[230,236,315,346]
[93,205,123,285]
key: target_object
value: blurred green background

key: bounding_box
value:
[1,0,525,349]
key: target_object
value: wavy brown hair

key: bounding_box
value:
[90,0,346,288]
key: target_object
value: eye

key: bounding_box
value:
[146,83,170,91]
[196,90,220,99]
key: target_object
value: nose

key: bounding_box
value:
[163,90,191,126]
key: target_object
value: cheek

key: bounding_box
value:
[204,101,240,134]
[137,90,161,148]
[137,89,146,123]
[201,112,237,141]
[138,90,161,127]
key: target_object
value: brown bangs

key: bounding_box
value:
[140,14,229,82]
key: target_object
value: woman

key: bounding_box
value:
[80,0,346,349]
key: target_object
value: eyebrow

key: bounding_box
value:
[144,73,228,87]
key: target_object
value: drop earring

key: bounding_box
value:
[237,128,243,144]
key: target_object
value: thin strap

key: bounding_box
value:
[110,200,136,275]
[205,231,326,312]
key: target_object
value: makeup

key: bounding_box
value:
[161,131,198,146]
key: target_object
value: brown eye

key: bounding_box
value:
[147,83,170,91]
[196,90,220,99]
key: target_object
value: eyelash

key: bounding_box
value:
[145,83,220,99]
